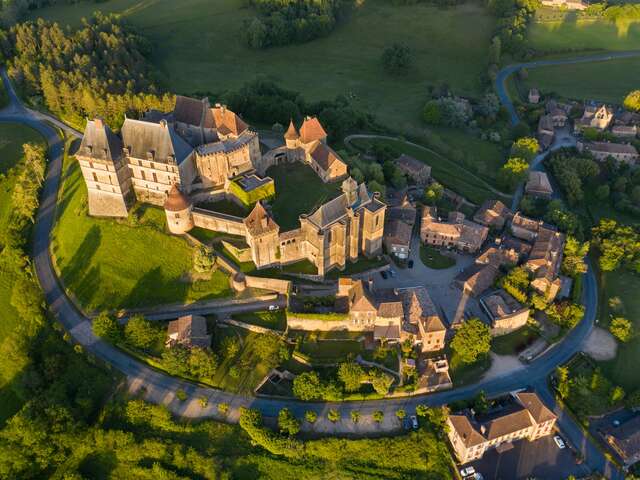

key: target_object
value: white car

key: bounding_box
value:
[554,435,566,449]
[410,415,418,429]
[268,305,280,311]
[460,466,475,477]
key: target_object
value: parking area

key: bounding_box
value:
[467,435,591,480]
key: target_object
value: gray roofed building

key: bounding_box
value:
[603,415,640,466]
[77,118,123,164]
[121,118,194,165]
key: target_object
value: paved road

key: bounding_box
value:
[495,50,640,126]
[0,67,605,462]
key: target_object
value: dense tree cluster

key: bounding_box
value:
[545,301,584,329]
[624,90,640,112]
[488,0,540,58]
[243,0,354,49]
[562,236,589,277]
[224,78,374,141]
[381,42,413,75]
[609,317,633,343]
[293,364,394,400]
[546,149,599,206]
[422,96,473,128]
[591,219,640,273]
[1,14,174,129]
[593,156,640,217]
[498,156,528,191]
[450,318,491,364]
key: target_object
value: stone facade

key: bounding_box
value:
[574,104,614,133]
[421,207,488,253]
[447,392,557,464]
[481,289,530,336]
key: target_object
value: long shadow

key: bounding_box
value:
[60,224,101,297]
[120,266,187,311]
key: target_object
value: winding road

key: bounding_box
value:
[0,59,620,476]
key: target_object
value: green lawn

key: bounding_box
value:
[523,57,640,105]
[51,142,233,312]
[529,9,640,53]
[491,325,540,356]
[29,0,493,131]
[267,162,341,231]
[448,351,491,387]
[0,123,46,424]
[350,137,500,205]
[231,310,287,331]
[196,199,248,217]
[598,269,640,392]
[326,256,389,279]
[292,331,364,365]
[419,245,456,270]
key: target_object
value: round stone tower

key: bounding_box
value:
[164,184,194,234]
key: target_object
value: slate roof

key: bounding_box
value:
[173,95,209,127]
[605,415,640,462]
[121,118,193,165]
[306,183,373,229]
[78,118,123,163]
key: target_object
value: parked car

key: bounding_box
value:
[460,466,475,477]
[380,271,388,279]
[408,260,414,268]
[268,305,280,311]
[553,435,566,449]
[410,415,418,429]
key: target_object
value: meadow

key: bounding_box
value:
[0,122,46,424]
[50,141,233,313]
[28,0,494,131]
[529,8,640,53]
[523,57,640,104]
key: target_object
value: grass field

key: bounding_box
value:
[267,162,341,231]
[523,57,640,104]
[530,9,640,53]
[51,142,233,312]
[598,270,640,393]
[0,123,46,424]
[419,245,456,270]
[231,310,286,331]
[491,325,540,356]
[28,0,493,130]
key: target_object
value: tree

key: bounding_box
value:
[381,43,412,74]
[623,90,640,112]
[610,386,625,405]
[556,366,570,399]
[293,371,324,400]
[337,361,365,392]
[477,93,501,119]
[218,402,229,415]
[327,409,340,423]
[193,245,216,273]
[609,317,633,342]
[124,314,158,350]
[188,347,218,378]
[278,408,300,436]
[424,182,444,205]
[498,157,529,190]
[562,236,589,277]
[370,369,394,396]
[450,318,491,364]
[396,409,406,420]
[546,301,584,329]
[595,184,610,201]
[422,100,442,125]
[161,346,190,376]
[92,312,122,343]
[221,336,240,359]
[510,137,539,163]
[350,410,360,423]
[304,410,317,423]
[373,410,384,423]
[415,404,429,418]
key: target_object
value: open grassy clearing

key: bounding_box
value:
[0,123,46,424]
[530,8,640,53]
[598,270,640,392]
[419,245,456,270]
[51,142,233,312]
[349,137,500,205]
[28,0,493,131]
[491,325,540,356]
[267,162,341,231]
[448,350,492,387]
[231,310,287,331]
[523,57,640,104]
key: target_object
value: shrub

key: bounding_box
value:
[305,410,318,423]
[92,312,122,343]
[450,318,491,364]
[176,389,188,402]
[609,317,633,343]
[350,410,361,423]
[327,409,340,423]
[373,410,384,423]
[381,43,413,74]
[278,408,301,436]
[124,314,158,350]
[396,409,406,420]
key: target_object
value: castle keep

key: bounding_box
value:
[77,96,385,277]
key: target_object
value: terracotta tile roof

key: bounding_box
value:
[78,118,123,163]
[396,154,430,174]
[299,116,327,144]
[309,142,344,171]
[374,324,401,340]
[449,415,486,447]
[516,392,556,423]
[403,288,446,331]
[526,171,553,195]
[244,201,279,236]
[384,218,412,247]
[473,199,512,227]
[604,415,640,462]
[586,141,638,155]
[167,314,211,349]
[484,409,534,440]
[212,105,248,136]
[284,120,299,140]
[164,184,191,212]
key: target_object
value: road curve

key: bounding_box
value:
[495,50,640,126]
[0,70,599,441]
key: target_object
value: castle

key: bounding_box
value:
[76,95,385,277]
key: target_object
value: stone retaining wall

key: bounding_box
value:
[287,314,366,332]
[245,275,291,295]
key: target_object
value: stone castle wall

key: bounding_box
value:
[192,208,247,237]
[245,275,291,295]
